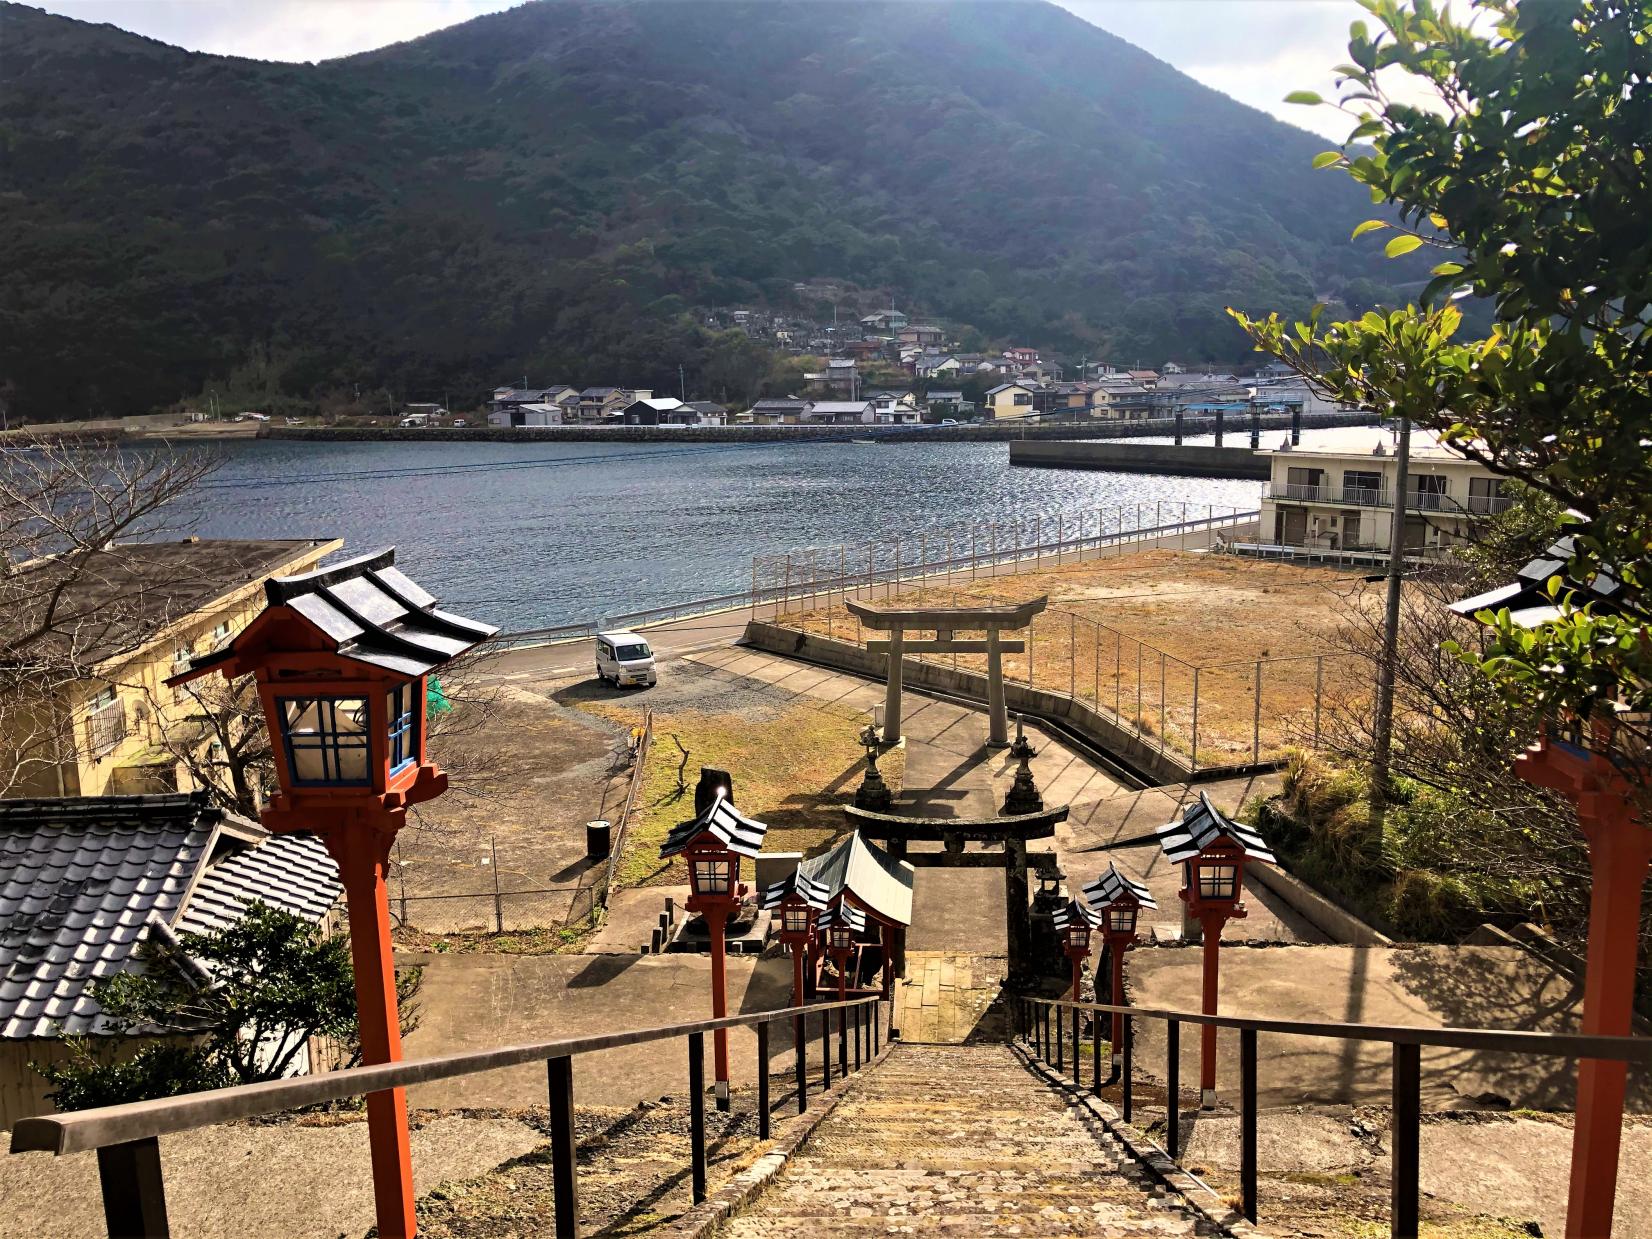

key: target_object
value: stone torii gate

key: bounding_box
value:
[847,596,1047,748]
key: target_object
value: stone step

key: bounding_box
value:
[723,1042,1216,1236]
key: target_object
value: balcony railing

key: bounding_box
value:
[1264,482,1387,507]
[1265,483,1516,516]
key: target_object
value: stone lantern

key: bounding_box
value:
[168,548,496,1239]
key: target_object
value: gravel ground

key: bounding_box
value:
[0,1113,544,1239]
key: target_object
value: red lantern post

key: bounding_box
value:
[661,770,768,1111]
[169,549,496,1239]
[1084,864,1157,1068]
[1155,794,1274,1107]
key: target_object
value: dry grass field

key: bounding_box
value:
[776,548,1374,766]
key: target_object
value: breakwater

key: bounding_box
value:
[258,409,1372,446]
[1009,439,1272,478]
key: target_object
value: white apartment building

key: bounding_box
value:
[1259,426,1515,553]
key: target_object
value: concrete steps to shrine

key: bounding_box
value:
[721,1042,1221,1237]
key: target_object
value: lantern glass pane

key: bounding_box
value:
[280,697,371,786]
[690,856,733,897]
[1108,906,1136,934]
[783,907,810,935]
[1199,863,1239,901]
[386,682,421,775]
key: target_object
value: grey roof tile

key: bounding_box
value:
[0,793,337,1040]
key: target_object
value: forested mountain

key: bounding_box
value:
[0,0,1413,420]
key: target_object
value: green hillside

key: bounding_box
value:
[0,0,1412,419]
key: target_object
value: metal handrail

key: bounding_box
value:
[10,994,882,1156]
[1018,996,1650,1236]
[14,994,886,1239]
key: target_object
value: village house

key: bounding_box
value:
[487,402,565,428]
[865,391,923,425]
[897,324,944,349]
[0,792,343,1128]
[803,359,859,397]
[621,397,695,426]
[1258,425,1515,553]
[984,382,1036,420]
[576,387,651,422]
[741,398,810,425]
[923,389,966,419]
[685,401,728,426]
[914,352,960,379]
[859,308,909,332]
[801,400,876,425]
[488,385,576,414]
[0,538,341,800]
[1004,347,1040,367]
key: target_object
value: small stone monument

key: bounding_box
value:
[854,721,894,811]
[1001,716,1045,815]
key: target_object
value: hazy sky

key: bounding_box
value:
[22,0,1390,141]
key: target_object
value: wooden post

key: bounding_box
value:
[1166,1020,1180,1154]
[1253,661,1263,763]
[1391,1042,1420,1238]
[1191,667,1201,770]
[709,911,731,1110]
[1241,1027,1258,1222]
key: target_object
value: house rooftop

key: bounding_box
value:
[1262,426,1471,461]
[0,793,340,1039]
[2,539,339,670]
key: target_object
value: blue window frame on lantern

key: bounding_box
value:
[279,697,372,786]
[387,682,420,776]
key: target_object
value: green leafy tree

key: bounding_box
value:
[36,903,422,1110]
[1233,0,1652,797]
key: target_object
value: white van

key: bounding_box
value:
[595,631,657,688]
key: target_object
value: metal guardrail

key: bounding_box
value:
[1018,996,1652,1237]
[11,995,885,1239]
[1264,482,1517,516]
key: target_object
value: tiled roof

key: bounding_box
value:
[759,867,832,911]
[175,834,340,936]
[815,901,868,935]
[1052,898,1102,931]
[0,794,342,1040]
[188,548,498,680]
[1082,863,1159,911]
[660,792,769,859]
[796,832,914,927]
[1451,533,1628,628]
[1155,792,1276,866]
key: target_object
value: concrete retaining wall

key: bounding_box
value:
[1009,439,1270,479]
[743,620,1193,786]
[1249,861,1394,947]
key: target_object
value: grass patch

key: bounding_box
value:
[583,698,905,889]
[394,923,597,954]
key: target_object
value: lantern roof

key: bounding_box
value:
[795,830,915,927]
[659,790,769,859]
[816,901,868,935]
[1450,532,1628,628]
[1155,792,1276,866]
[759,866,833,911]
[1052,897,1102,931]
[1082,862,1159,912]
[180,547,497,681]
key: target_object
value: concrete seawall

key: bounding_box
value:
[258,409,1372,447]
[1009,439,1271,478]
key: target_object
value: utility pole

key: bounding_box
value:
[679,364,686,401]
[1370,415,1411,819]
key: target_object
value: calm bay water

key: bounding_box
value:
[168,437,1267,633]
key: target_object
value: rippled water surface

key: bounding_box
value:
[169,438,1271,631]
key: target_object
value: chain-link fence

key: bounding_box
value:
[755,504,1367,772]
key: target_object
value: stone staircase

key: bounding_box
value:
[721,1042,1222,1236]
